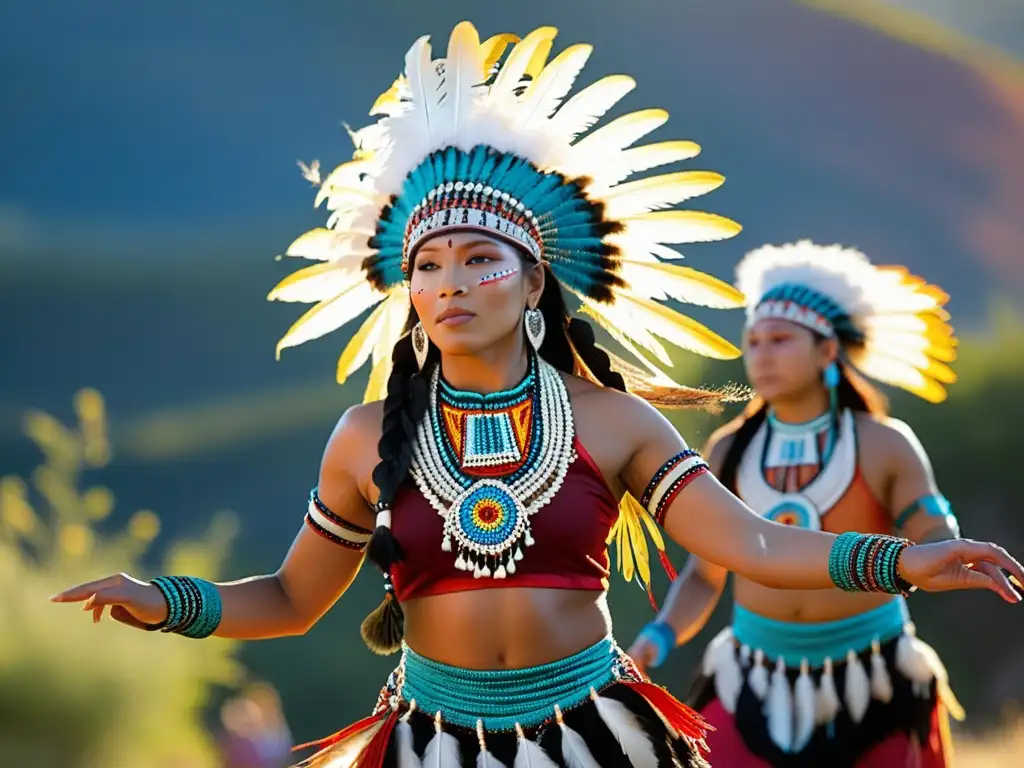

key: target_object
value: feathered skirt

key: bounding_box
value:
[686,599,960,767]
[293,637,711,768]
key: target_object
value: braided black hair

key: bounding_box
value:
[359,256,628,654]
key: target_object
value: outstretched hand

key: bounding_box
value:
[49,572,169,629]
[899,539,1024,603]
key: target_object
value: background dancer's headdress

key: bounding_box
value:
[269,22,749,405]
[735,240,958,403]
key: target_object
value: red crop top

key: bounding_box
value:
[389,437,620,601]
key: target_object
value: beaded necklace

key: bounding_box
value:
[410,354,577,579]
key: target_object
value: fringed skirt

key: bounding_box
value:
[293,637,711,768]
[687,599,960,768]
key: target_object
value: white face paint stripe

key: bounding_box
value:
[479,267,519,286]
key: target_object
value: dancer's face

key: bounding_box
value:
[743,319,836,403]
[409,231,544,357]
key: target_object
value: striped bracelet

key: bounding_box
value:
[150,576,223,638]
[641,449,711,526]
[828,532,916,596]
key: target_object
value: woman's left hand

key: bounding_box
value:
[899,539,1024,603]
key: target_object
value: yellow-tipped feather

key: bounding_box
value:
[275,282,382,360]
[335,300,392,385]
[267,259,365,303]
[617,258,746,309]
[481,33,519,74]
[622,210,743,244]
[599,171,726,219]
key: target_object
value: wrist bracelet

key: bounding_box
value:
[150,576,223,638]
[828,532,916,596]
[638,621,677,668]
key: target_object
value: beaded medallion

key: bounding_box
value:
[410,354,576,579]
[737,409,857,530]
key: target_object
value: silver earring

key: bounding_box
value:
[524,308,545,350]
[411,321,429,370]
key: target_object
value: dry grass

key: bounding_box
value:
[954,718,1024,768]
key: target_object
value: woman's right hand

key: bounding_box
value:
[50,572,169,630]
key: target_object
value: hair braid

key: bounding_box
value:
[360,322,433,655]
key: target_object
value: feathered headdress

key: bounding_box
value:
[735,240,958,403]
[269,22,748,405]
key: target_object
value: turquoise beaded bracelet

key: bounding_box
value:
[828,532,915,596]
[149,576,223,639]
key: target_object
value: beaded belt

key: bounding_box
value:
[732,597,909,668]
[397,637,621,730]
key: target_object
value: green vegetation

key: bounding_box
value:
[0,390,244,767]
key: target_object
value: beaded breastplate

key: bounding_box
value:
[736,409,856,530]
[409,355,577,579]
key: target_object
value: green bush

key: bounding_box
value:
[0,389,245,767]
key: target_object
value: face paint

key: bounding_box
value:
[479,267,519,287]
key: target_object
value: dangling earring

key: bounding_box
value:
[524,307,546,350]
[823,362,840,389]
[821,361,841,464]
[411,321,429,370]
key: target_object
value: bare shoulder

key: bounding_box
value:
[854,412,923,458]
[564,373,668,434]
[320,400,386,496]
[703,420,742,470]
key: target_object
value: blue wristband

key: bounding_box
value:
[638,621,677,668]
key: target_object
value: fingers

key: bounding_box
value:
[971,561,1023,604]
[50,573,126,603]
[963,541,1024,601]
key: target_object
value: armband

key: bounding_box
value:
[894,494,960,537]
[305,487,374,550]
[640,449,710,526]
[828,532,916,596]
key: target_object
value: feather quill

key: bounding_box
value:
[815,657,842,726]
[476,720,507,768]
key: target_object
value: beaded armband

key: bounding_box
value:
[148,576,223,639]
[828,532,916,596]
[894,494,960,537]
[305,487,374,551]
[640,449,711,526]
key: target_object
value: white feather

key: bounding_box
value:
[440,23,484,145]
[555,705,602,768]
[815,657,842,726]
[396,704,423,768]
[843,649,871,724]
[766,657,794,753]
[569,109,668,159]
[517,44,593,129]
[513,724,559,768]
[792,659,816,753]
[275,281,382,355]
[491,27,558,103]
[283,228,374,262]
[710,634,743,715]
[870,639,894,704]
[700,627,733,676]
[598,171,725,218]
[621,210,742,245]
[590,690,658,768]
[267,259,367,303]
[548,75,636,139]
[423,711,463,768]
[749,649,769,700]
